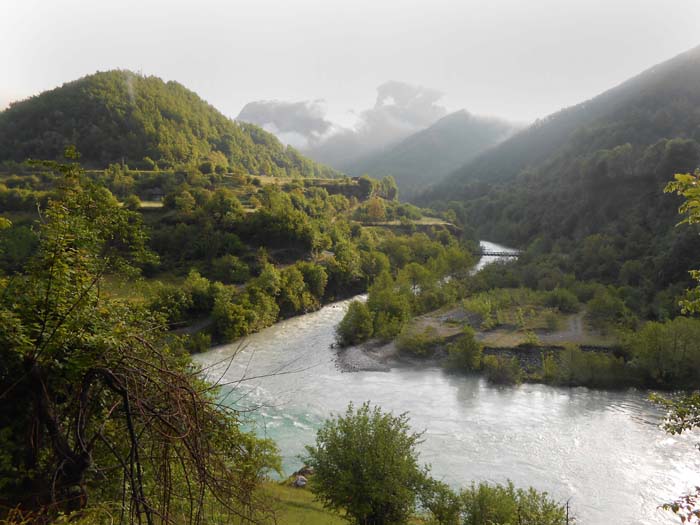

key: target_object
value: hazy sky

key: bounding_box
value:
[3,0,700,125]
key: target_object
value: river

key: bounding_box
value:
[194,241,700,525]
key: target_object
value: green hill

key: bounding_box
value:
[421,45,700,317]
[345,110,515,200]
[0,70,339,177]
[424,45,700,196]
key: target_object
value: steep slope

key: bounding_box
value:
[343,110,515,200]
[0,70,339,177]
[424,44,700,197]
[421,45,700,315]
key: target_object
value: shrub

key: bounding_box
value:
[336,300,373,346]
[304,402,426,525]
[545,287,579,313]
[555,344,628,388]
[210,254,250,284]
[446,328,483,371]
[183,269,214,314]
[212,291,252,341]
[373,311,407,341]
[544,311,560,332]
[586,287,633,331]
[460,481,567,525]
[185,332,212,353]
[626,317,700,388]
[122,194,142,211]
[482,355,522,385]
[418,478,461,525]
[149,283,193,325]
[396,324,441,357]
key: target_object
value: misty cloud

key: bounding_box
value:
[305,81,448,168]
[363,81,447,137]
[237,81,448,168]
[237,100,334,149]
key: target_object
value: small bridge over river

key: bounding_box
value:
[478,249,521,257]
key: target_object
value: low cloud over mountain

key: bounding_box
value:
[237,99,334,150]
[236,81,448,169]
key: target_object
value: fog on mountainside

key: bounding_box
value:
[237,80,449,169]
[237,99,335,150]
[343,110,518,200]
[424,44,700,198]
[419,44,700,321]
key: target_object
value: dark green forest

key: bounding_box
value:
[420,45,700,321]
[0,70,339,178]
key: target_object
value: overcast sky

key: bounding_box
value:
[2,0,700,125]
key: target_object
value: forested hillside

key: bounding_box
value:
[421,45,700,319]
[0,70,339,177]
[344,110,515,199]
[424,44,700,194]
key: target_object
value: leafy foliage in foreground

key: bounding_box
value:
[459,481,567,525]
[665,171,700,314]
[653,169,700,523]
[0,155,278,523]
[305,402,426,525]
[305,403,569,525]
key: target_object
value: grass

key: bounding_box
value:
[261,483,429,524]
[370,216,452,226]
[138,200,164,209]
[101,273,185,304]
[261,483,345,525]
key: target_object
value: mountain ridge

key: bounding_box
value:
[422,43,700,198]
[343,109,516,200]
[0,70,339,178]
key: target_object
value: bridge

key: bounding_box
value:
[478,250,521,257]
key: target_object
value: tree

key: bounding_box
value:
[665,170,700,314]
[304,402,426,525]
[446,328,483,371]
[366,197,386,221]
[655,170,700,522]
[0,152,277,523]
[122,193,141,211]
[460,481,567,525]
[336,300,373,346]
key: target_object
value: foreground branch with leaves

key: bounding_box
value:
[0,151,278,524]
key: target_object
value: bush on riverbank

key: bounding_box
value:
[446,328,483,371]
[625,316,700,388]
[336,300,374,346]
[304,402,569,525]
[396,324,443,356]
[460,481,568,525]
[482,355,523,385]
[548,344,629,389]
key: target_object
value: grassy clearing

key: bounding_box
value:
[138,200,164,209]
[102,273,185,304]
[261,483,429,524]
[440,288,618,348]
[261,483,345,525]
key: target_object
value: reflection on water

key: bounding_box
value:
[194,241,700,525]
